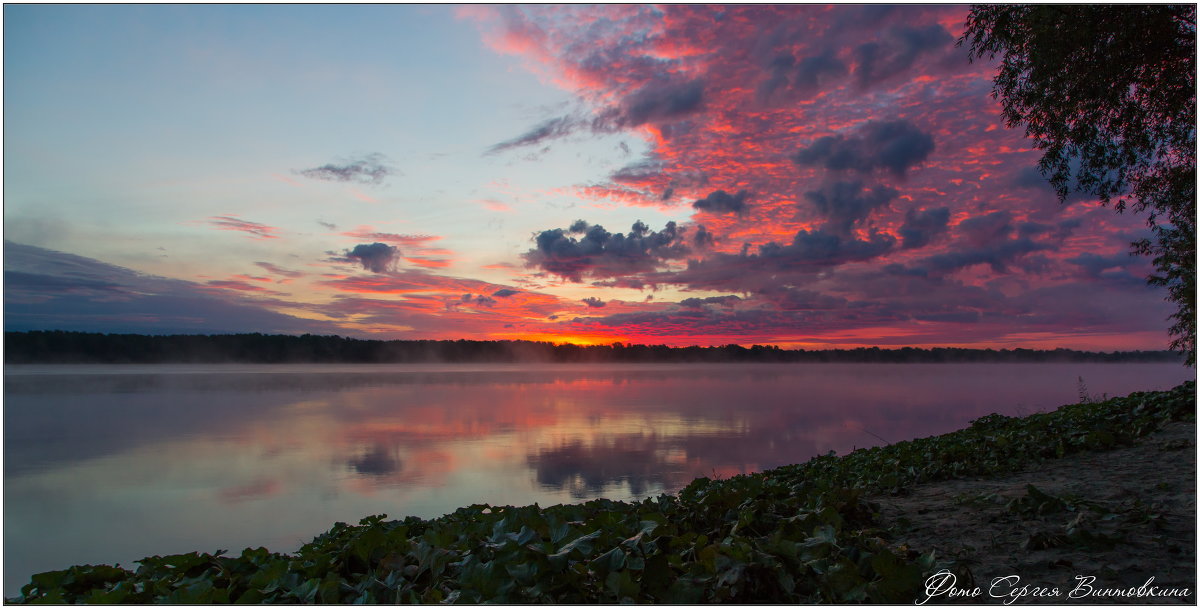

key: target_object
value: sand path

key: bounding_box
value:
[876,421,1196,604]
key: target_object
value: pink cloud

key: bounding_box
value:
[254,262,305,279]
[404,257,452,269]
[350,189,378,204]
[478,198,514,212]
[340,227,443,247]
[457,5,1174,350]
[207,215,281,240]
[204,279,286,296]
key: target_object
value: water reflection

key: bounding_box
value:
[347,445,402,477]
[530,435,674,498]
[4,362,1192,596]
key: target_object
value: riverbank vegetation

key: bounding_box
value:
[4,331,1183,364]
[11,382,1193,604]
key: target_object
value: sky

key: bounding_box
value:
[2,4,1177,350]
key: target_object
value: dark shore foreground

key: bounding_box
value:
[10,382,1195,604]
[878,419,1195,604]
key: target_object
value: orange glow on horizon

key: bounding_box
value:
[494,331,631,347]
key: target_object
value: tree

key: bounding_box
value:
[961,5,1196,365]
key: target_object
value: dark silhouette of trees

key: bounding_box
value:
[961,5,1197,364]
[3,331,1181,364]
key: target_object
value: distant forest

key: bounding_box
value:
[3,331,1184,364]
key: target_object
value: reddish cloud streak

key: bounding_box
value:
[204,279,286,297]
[339,227,442,247]
[254,262,305,279]
[207,215,281,240]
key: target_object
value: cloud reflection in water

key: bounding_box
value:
[4,362,1192,597]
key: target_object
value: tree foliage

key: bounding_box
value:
[961,5,1197,364]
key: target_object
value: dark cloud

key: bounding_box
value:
[297,153,395,186]
[1014,160,1093,194]
[852,24,953,88]
[1054,218,1084,238]
[571,305,901,338]
[610,159,665,185]
[663,171,710,200]
[606,158,709,202]
[793,119,935,178]
[882,263,929,278]
[841,4,898,27]
[655,228,896,294]
[759,50,848,102]
[678,295,741,309]
[693,225,714,248]
[919,237,1051,275]
[692,189,750,215]
[757,286,847,311]
[4,241,339,335]
[345,243,400,273]
[954,214,1084,261]
[575,308,740,330]
[1016,220,1081,241]
[489,79,704,155]
[582,297,606,308]
[524,220,689,282]
[4,270,129,299]
[1013,164,1090,210]
[486,115,581,155]
[1015,166,1052,191]
[492,288,520,298]
[803,180,897,234]
[957,211,1014,247]
[1067,253,1131,277]
[913,310,982,323]
[758,53,797,101]
[621,79,705,127]
[898,207,951,249]
[792,52,849,96]
[759,228,896,268]
[1065,253,1144,286]
[591,277,649,290]
[460,293,497,307]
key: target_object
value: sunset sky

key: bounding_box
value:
[3,4,1175,350]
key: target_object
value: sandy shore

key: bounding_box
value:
[876,421,1196,604]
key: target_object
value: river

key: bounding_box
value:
[3,362,1192,596]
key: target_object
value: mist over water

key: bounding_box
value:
[4,362,1193,596]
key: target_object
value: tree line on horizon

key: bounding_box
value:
[3,331,1183,365]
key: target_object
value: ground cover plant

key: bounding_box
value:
[12,382,1194,604]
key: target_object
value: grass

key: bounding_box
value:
[11,381,1194,604]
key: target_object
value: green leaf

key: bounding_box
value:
[589,547,626,574]
[551,530,601,559]
[605,570,640,600]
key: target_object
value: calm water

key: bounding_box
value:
[4,362,1193,595]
